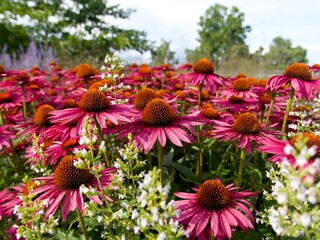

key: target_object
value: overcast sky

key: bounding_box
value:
[109,0,320,65]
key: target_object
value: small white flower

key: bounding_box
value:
[284,144,294,155]
[299,213,311,228]
[131,209,139,220]
[97,216,103,223]
[157,232,166,240]
[276,192,287,204]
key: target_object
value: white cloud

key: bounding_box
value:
[110,0,320,64]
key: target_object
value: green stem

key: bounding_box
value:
[281,87,295,134]
[265,94,275,123]
[216,144,233,177]
[197,76,206,110]
[93,115,111,167]
[21,85,27,121]
[236,149,246,186]
[146,153,153,170]
[195,125,208,182]
[76,208,89,240]
[156,140,164,185]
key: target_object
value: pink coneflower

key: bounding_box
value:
[210,112,281,154]
[174,179,256,240]
[0,92,23,111]
[212,95,260,116]
[44,138,85,165]
[180,58,225,92]
[220,78,258,99]
[116,98,202,153]
[0,124,13,150]
[49,89,137,134]
[258,132,320,169]
[18,104,56,141]
[266,63,320,101]
[33,155,115,221]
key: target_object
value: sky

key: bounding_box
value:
[109,0,320,65]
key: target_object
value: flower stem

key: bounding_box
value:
[76,207,89,240]
[236,149,246,186]
[21,85,27,121]
[281,87,295,134]
[156,140,164,185]
[265,94,275,123]
[93,115,111,167]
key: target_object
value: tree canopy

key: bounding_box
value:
[264,36,307,69]
[0,0,152,66]
[186,4,251,68]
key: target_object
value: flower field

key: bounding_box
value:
[0,54,320,239]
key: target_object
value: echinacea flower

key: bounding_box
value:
[210,112,281,154]
[0,92,23,111]
[220,78,258,99]
[266,63,320,101]
[49,89,137,134]
[116,98,202,153]
[258,132,320,171]
[180,58,226,92]
[0,124,13,150]
[174,179,256,240]
[33,155,116,221]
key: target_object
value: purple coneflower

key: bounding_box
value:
[33,155,115,221]
[174,179,256,240]
[49,89,136,134]
[116,98,202,153]
[266,63,320,101]
[210,112,281,154]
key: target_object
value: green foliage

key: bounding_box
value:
[264,36,308,69]
[186,4,251,68]
[150,39,177,66]
[0,0,152,66]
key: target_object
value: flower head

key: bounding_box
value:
[174,179,256,239]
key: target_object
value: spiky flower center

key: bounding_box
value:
[134,87,158,110]
[76,63,97,78]
[0,93,12,103]
[197,179,232,210]
[201,108,220,119]
[34,104,55,127]
[79,90,109,112]
[284,63,312,81]
[142,99,176,127]
[139,66,152,75]
[173,90,186,99]
[42,138,54,151]
[233,112,261,134]
[228,95,244,104]
[54,155,94,190]
[232,78,251,91]
[61,139,79,151]
[290,133,320,158]
[63,99,78,109]
[292,105,310,112]
[193,58,214,74]
[22,181,37,196]
[29,84,40,91]
[258,93,272,103]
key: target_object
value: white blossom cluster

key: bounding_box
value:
[287,98,320,137]
[260,138,320,238]
[14,178,59,239]
[101,52,125,80]
[133,168,186,239]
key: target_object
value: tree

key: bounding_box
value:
[150,39,177,66]
[185,4,251,68]
[0,0,152,66]
[264,36,307,69]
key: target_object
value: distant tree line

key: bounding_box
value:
[0,1,308,70]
